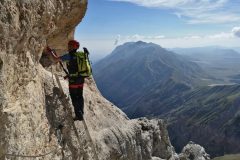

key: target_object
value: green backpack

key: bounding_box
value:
[75,51,92,77]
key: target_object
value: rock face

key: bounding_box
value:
[179,142,210,160]
[0,0,86,159]
[0,0,182,159]
[42,72,178,160]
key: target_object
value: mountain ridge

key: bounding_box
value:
[93,41,210,108]
[93,41,240,157]
[171,47,240,84]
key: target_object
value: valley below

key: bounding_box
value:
[93,42,240,158]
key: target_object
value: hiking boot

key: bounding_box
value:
[57,124,64,130]
[73,116,83,121]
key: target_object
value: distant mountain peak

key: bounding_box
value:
[135,40,146,44]
[121,41,162,48]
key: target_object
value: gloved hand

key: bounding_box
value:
[46,46,53,54]
[45,46,59,59]
[64,75,69,80]
[83,47,89,55]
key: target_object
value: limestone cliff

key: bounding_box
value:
[0,0,208,160]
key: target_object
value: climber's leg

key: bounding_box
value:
[69,88,84,120]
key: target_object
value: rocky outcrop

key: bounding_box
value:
[179,142,210,160]
[0,0,182,159]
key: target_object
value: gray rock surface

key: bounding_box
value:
[0,0,86,159]
[179,142,210,160]
[0,0,209,159]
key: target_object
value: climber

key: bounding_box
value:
[46,40,92,121]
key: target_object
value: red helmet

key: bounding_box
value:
[68,40,80,49]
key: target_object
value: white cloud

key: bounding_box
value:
[110,0,240,24]
[114,27,239,48]
[114,34,121,45]
[204,27,240,39]
[130,34,145,40]
[117,30,237,43]
[76,26,240,60]
[232,27,240,38]
[183,35,201,39]
[111,0,227,8]
[124,34,165,41]
[207,32,233,39]
[149,35,165,39]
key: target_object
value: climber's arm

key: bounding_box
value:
[45,47,70,63]
[59,54,70,62]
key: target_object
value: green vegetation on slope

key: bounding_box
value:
[213,154,240,160]
[165,85,240,157]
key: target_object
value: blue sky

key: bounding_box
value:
[76,0,240,61]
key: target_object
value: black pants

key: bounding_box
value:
[69,88,84,118]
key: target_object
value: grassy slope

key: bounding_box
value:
[164,85,240,156]
[213,154,240,160]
